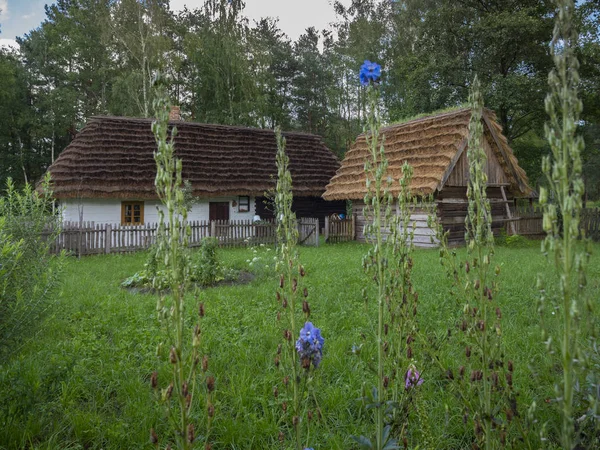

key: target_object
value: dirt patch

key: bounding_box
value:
[124,270,255,295]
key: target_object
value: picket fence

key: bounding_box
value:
[324,216,355,243]
[48,218,319,256]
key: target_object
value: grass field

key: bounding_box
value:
[1,241,599,449]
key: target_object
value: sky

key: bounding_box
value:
[0,0,350,49]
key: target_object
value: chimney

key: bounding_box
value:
[169,106,182,121]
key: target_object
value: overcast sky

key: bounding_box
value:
[0,0,350,49]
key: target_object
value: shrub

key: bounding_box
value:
[193,237,220,287]
[0,175,63,353]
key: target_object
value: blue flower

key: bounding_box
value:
[296,322,324,369]
[359,60,381,86]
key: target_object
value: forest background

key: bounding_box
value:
[0,0,599,200]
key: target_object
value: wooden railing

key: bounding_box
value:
[325,216,355,243]
[46,218,320,256]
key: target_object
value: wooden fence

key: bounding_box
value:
[507,205,600,241]
[508,204,544,237]
[581,208,600,241]
[298,218,320,247]
[47,218,319,256]
[325,216,355,243]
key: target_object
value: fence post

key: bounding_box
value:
[352,214,356,240]
[210,220,216,238]
[105,224,112,254]
[324,216,329,242]
[315,218,320,247]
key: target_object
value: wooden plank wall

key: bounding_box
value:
[352,200,439,248]
[445,138,510,187]
[437,186,512,245]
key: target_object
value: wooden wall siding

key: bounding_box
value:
[255,196,346,229]
[44,218,319,256]
[444,138,510,187]
[352,200,439,248]
[437,186,513,245]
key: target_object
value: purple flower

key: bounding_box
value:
[359,60,381,86]
[405,366,423,389]
[296,322,324,369]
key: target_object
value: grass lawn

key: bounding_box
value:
[1,241,599,449]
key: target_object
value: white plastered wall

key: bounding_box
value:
[60,196,256,225]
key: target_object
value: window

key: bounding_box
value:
[238,196,250,212]
[121,201,144,225]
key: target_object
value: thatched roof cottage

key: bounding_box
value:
[323,108,535,247]
[46,115,345,227]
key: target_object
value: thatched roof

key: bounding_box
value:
[47,116,340,199]
[322,108,533,201]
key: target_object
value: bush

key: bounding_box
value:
[123,237,228,289]
[0,175,63,353]
[193,237,220,286]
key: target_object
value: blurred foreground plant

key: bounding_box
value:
[353,60,421,450]
[0,174,63,354]
[273,127,324,450]
[149,84,213,449]
[538,1,597,447]
[430,77,517,450]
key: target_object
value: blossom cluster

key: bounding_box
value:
[359,60,381,86]
[295,322,324,369]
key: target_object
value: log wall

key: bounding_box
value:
[437,186,513,245]
[352,200,439,248]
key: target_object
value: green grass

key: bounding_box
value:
[1,242,599,449]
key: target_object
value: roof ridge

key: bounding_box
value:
[88,115,323,138]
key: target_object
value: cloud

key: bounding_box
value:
[0,38,18,50]
[0,0,8,21]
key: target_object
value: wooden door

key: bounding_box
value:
[209,202,230,222]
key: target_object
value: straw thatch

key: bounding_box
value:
[47,116,340,199]
[322,108,533,201]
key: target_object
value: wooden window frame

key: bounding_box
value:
[238,196,250,213]
[121,201,145,226]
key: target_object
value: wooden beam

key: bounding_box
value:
[501,185,517,235]
[438,138,468,191]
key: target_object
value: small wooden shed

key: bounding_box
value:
[322,108,535,247]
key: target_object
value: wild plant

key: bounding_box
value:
[245,241,275,279]
[354,60,421,450]
[149,85,213,449]
[429,77,515,449]
[0,174,63,354]
[273,126,323,450]
[538,0,597,447]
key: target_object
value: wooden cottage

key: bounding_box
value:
[322,108,535,247]
[46,115,345,227]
